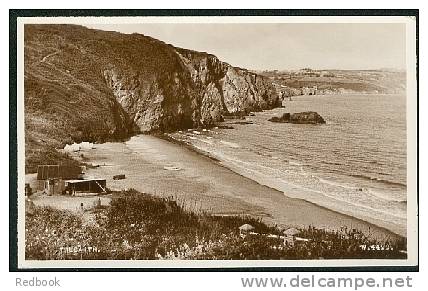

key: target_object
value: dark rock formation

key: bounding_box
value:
[217,125,234,129]
[269,112,326,124]
[269,113,291,123]
[230,121,253,125]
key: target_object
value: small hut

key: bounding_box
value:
[283,227,301,247]
[239,224,255,237]
[37,165,82,195]
[44,178,66,196]
[64,178,107,195]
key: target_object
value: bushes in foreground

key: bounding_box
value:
[25,189,407,260]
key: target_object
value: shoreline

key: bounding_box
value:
[80,134,403,241]
[161,133,405,239]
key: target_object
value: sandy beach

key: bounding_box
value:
[78,134,402,241]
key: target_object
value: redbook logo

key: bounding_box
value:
[16,277,61,287]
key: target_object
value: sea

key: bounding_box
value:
[170,94,407,235]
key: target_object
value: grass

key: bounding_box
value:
[25,189,407,260]
[24,140,81,173]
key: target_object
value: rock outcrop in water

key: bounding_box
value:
[24,24,279,172]
[269,112,326,124]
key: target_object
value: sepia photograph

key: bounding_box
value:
[12,11,418,269]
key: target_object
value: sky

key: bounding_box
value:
[85,23,406,71]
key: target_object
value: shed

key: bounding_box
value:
[283,228,301,247]
[239,224,255,237]
[37,165,82,196]
[283,235,295,247]
[64,179,107,195]
[44,178,66,196]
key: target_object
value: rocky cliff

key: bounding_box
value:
[24,24,279,172]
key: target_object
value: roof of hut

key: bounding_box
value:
[239,224,255,231]
[283,227,301,236]
[37,165,82,180]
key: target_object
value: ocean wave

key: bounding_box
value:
[317,177,356,190]
[317,176,407,203]
[364,188,407,203]
[322,160,344,166]
[218,155,407,221]
[350,174,406,188]
[275,177,407,220]
[199,138,214,145]
[190,135,407,206]
[219,140,240,148]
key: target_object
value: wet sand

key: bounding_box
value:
[81,135,402,241]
